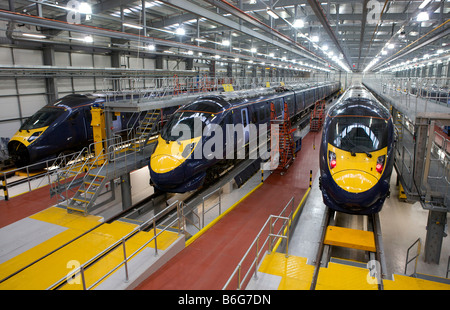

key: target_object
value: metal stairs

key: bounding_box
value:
[66,164,108,214]
[310,100,326,132]
[270,101,296,174]
[129,108,161,152]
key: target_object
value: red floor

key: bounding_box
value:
[135,130,322,290]
[0,182,59,228]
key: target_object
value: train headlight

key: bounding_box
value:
[27,131,42,143]
[329,151,336,169]
[376,155,385,173]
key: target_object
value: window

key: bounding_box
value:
[20,107,64,130]
[328,116,388,152]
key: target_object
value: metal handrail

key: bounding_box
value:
[47,200,183,290]
[405,238,422,277]
[446,255,450,279]
[223,196,294,290]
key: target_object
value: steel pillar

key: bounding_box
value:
[424,209,447,264]
[120,172,132,211]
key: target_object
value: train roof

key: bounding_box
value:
[329,88,390,120]
[50,94,104,109]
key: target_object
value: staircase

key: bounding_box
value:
[270,101,296,173]
[129,108,161,152]
[66,163,108,214]
[310,100,326,132]
[52,149,112,215]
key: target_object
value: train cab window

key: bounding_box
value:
[20,107,64,130]
[161,100,225,141]
[328,116,388,152]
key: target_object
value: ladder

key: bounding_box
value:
[310,100,326,132]
[270,101,296,173]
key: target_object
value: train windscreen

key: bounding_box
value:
[161,111,213,141]
[20,107,65,131]
[328,116,388,153]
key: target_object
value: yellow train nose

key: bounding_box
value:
[151,154,183,174]
[333,170,378,193]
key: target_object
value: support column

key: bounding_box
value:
[42,46,58,103]
[121,172,132,210]
[424,210,447,264]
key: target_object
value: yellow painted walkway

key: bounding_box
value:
[0,207,179,290]
[256,252,450,290]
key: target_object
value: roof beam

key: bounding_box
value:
[306,0,355,70]
[159,0,328,66]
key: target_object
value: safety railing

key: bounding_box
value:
[405,238,422,277]
[366,76,450,109]
[1,148,96,201]
[47,200,183,290]
[102,76,312,105]
[223,197,294,290]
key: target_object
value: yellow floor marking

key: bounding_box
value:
[30,206,103,230]
[384,274,450,290]
[324,226,376,252]
[315,262,378,290]
[258,252,315,290]
[0,207,103,281]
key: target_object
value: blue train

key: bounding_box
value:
[149,81,341,193]
[319,85,395,215]
[7,94,173,167]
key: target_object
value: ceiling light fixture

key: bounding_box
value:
[293,19,304,28]
[175,27,186,35]
[266,9,279,19]
[22,33,46,39]
[123,23,143,30]
[416,11,429,22]
[83,35,93,43]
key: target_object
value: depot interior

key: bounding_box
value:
[0,0,449,291]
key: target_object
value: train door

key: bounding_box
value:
[241,107,249,144]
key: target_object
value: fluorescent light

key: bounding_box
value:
[195,38,206,43]
[293,19,304,28]
[437,49,444,54]
[222,39,230,46]
[381,50,387,55]
[417,11,429,22]
[234,57,240,62]
[79,2,92,14]
[214,55,221,59]
[187,50,193,55]
[387,43,395,49]
[22,33,46,39]
[250,47,257,53]
[311,35,319,42]
[322,44,328,51]
[123,23,143,29]
[418,0,431,9]
[175,27,185,35]
[269,53,275,57]
[147,44,155,51]
[266,9,279,19]
[164,50,174,54]
[84,35,93,43]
